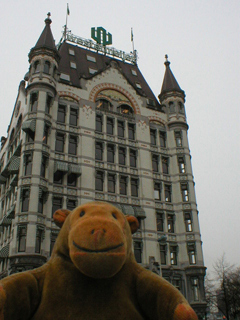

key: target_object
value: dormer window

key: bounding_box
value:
[89,68,97,75]
[60,73,70,81]
[34,60,40,73]
[87,55,96,63]
[70,61,77,69]
[117,104,134,115]
[43,61,50,74]
[135,82,142,89]
[69,49,75,56]
[131,69,137,76]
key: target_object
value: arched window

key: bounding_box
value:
[179,102,184,114]
[43,61,51,74]
[96,99,113,111]
[169,101,175,113]
[117,104,134,115]
[34,60,40,73]
[16,114,22,130]
[9,129,15,144]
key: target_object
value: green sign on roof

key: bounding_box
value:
[91,27,112,46]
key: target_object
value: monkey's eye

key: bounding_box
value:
[112,213,117,219]
[80,210,85,217]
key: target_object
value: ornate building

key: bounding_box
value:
[0,15,206,318]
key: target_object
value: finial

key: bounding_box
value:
[45,12,52,24]
[164,54,170,66]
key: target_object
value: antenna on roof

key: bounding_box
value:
[131,28,138,65]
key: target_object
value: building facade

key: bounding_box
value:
[0,16,206,318]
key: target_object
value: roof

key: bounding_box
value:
[34,17,56,50]
[159,58,185,102]
[57,41,161,107]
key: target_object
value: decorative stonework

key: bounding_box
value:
[131,198,140,205]
[183,204,191,209]
[153,173,161,180]
[89,83,140,114]
[69,156,78,163]
[95,161,104,168]
[150,146,158,152]
[42,145,50,153]
[118,138,125,144]
[176,148,184,154]
[19,215,28,222]
[40,179,47,187]
[130,169,138,175]
[37,216,45,224]
[95,193,104,200]
[129,141,136,147]
[120,196,128,203]
[95,133,103,139]
[165,204,173,210]
[180,175,188,181]
[108,195,116,202]
[58,91,81,102]
[169,235,176,241]
[55,153,65,160]
[155,202,163,209]
[82,105,93,119]
[69,127,78,133]
[67,188,77,196]
[138,120,147,132]
[56,124,66,130]
[187,234,195,240]
[119,166,127,173]
[53,186,63,193]
[22,178,31,184]
[25,144,34,150]
[107,135,114,142]
[107,164,116,170]
[148,117,166,127]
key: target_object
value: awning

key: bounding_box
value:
[133,207,146,219]
[0,174,7,184]
[39,186,48,198]
[8,156,20,174]
[22,119,36,133]
[0,244,9,258]
[0,216,12,226]
[54,161,68,173]
[68,164,81,176]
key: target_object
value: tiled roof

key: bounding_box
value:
[58,41,161,108]
[34,18,56,50]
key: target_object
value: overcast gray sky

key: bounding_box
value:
[0,0,239,274]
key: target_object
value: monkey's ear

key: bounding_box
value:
[53,209,71,228]
[126,216,139,234]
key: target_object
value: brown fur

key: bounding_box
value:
[0,201,198,319]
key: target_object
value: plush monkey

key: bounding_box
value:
[0,202,198,320]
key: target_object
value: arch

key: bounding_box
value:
[89,83,140,114]
[16,114,23,130]
[58,91,81,103]
[148,117,166,127]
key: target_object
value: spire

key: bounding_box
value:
[159,55,185,103]
[29,13,60,62]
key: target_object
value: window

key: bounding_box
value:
[172,279,181,291]
[60,73,70,81]
[130,149,137,168]
[38,194,44,213]
[169,101,175,113]
[89,68,97,75]
[175,131,182,147]
[95,142,104,161]
[21,189,30,212]
[43,61,50,74]
[178,156,185,173]
[96,114,103,132]
[69,107,78,126]
[50,232,58,255]
[117,104,133,115]
[170,246,178,265]
[69,49,75,56]
[131,178,138,197]
[181,184,189,202]
[34,60,40,73]
[134,241,142,263]
[150,129,157,145]
[119,147,126,165]
[167,215,174,233]
[57,104,66,123]
[69,135,77,155]
[179,102,184,114]
[185,212,193,232]
[35,227,44,253]
[107,144,114,163]
[107,117,114,135]
[120,176,127,195]
[191,278,199,301]
[70,61,77,69]
[43,124,50,145]
[117,120,124,138]
[162,157,169,174]
[40,155,48,178]
[52,197,62,216]
[131,69,137,76]
[164,185,171,202]
[135,82,142,89]
[55,133,64,153]
[45,93,53,114]
[160,245,167,265]
[156,212,164,232]
[18,225,27,252]
[30,92,38,112]
[67,199,77,211]
[54,170,63,185]
[188,243,196,264]
[154,182,161,200]
[97,99,113,111]
[160,131,166,148]
[128,123,135,140]
[152,154,159,172]
[95,171,104,191]
[24,154,32,176]
[67,173,77,187]
[87,55,96,62]
[108,174,115,193]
